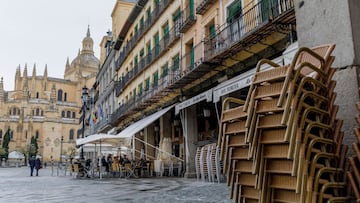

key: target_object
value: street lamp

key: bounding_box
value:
[60,136,64,164]
[80,86,88,160]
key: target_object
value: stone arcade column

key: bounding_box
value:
[184,105,197,178]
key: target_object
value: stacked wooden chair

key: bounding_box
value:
[218,44,350,202]
[346,102,360,202]
[195,143,222,183]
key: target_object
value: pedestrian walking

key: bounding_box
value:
[35,157,42,176]
[29,156,36,176]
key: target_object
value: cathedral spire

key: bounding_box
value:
[0,77,4,103]
[81,26,94,54]
[32,63,36,78]
[87,25,90,37]
[44,64,48,78]
[22,63,28,89]
[66,57,71,70]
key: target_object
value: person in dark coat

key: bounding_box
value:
[35,157,42,176]
[29,156,36,176]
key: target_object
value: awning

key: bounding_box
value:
[175,89,212,114]
[116,104,175,138]
[76,133,124,146]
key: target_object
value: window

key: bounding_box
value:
[69,129,74,140]
[133,88,136,100]
[145,77,150,91]
[66,111,71,118]
[146,8,151,24]
[72,112,76,118]
[153,70,159,87]
[138,83,143,96]
[154,32,160,57]
[36,92,39,99]
[209,23,216,39]
[161,63,169,78]
[146,41,151,63]
[61,111,65,118]
[36,108,40,116]
[35,130,39,139]
[0,129,2,139]
[12,108,17,115]
[77,130,81,139]
[64,92,67,102]
[140,16,145,30]
[57,89,63,101]
[41,110,44,116]
[172,54,180,70]
[227,0,242,23]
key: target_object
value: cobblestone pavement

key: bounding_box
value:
[0,167,232,203]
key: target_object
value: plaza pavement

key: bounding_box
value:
[0,166,232,203]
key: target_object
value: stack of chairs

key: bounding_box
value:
[217,97,259,202]
[219,44,350,202]
[346,102,360,202]
[194,143,222,183]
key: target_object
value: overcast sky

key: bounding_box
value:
[0,0,116,91]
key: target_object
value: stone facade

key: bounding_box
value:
[0,28,99,162]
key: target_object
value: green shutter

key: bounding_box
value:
[209,24,216,39]
[154,32,160,56]
[145,78,150,90]
[173,9,181,21]
[163,23,169,35]
[134,24,138,34]
[190,46,195,70]
[227,0,241,23]
[138,83,143,96]
[173,55,180,70]
[153,71,159,87]
[140,17,144,29]
[134,56,138,65]
[133,88,136,99]
[162,63,169,78]
[189,0,194,18]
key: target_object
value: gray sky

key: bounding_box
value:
[0,0,116,91]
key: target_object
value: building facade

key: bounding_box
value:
[0,28,99,162]
[85,0,360,179]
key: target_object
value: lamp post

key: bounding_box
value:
[80,86,88,160]
[59,136,64,164]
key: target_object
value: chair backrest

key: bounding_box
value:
[293,44,335,76]
[125,163,132,170]
[73,164,79,173]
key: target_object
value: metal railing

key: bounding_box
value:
[179,1,196,32]
[204,0,294,61]
[115,0,172,71]
[115,25,180,97]
[181,42,205,75]
[195,0,216,15]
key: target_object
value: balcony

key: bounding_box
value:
[110,65,181,126]
[179,2,196,33]
[115,25,180,97]
[203,0,295,63]
[115,0,172,71]
[93,115,113,133]
[196,0,216,15]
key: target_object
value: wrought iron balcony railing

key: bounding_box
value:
[195,0,216,15]
[115,25,180,96]
[203,0,295,62]
[115,0,172,71]
[179,1,196,33]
